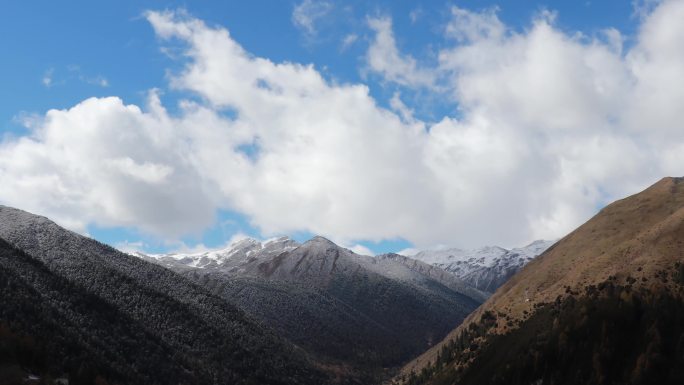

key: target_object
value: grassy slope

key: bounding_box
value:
[398,176,684,382]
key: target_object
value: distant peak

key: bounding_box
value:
[525,239,552,247]
[229,237,261,248]
[263,236,300,248]
[304,236,338,247]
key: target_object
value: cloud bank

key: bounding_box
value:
[2,2,684,248]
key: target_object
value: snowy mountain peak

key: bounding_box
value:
[410,240,554,293]
[511,239,555,258]
[526,239,550,247]
[264,235,297,246]
[304,235,337,246]
[231,237,261,248]
[137,235,300,270]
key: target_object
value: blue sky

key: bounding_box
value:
[0,0,639,128]
[1,0,679,254]
[0,0,637,123]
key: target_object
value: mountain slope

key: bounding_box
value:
[141,236,484,384]
[399,177,684,385]
[0,206,326,385]
[372,253,488,303]
[409,240,554,293]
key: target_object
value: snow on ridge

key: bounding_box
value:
[134,236,300,269]
[411,245,507,267]
[408,240,555,291]
[410,241,553,268]
[130,234,552,294]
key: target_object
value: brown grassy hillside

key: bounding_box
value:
[398,176,684,384]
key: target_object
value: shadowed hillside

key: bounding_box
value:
[0,206,327,385]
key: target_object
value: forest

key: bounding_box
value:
[402,265,684,385]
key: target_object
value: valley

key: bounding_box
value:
[0,205,548,384]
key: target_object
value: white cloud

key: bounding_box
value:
[41,66,109,88]
[445,6,505,43]
[429,2,684,243]
[366,16,436,88]
[106,157,174,184]
[115,240,145,253]
[165,232,254,255]
[389,92,414,123]
[348,244,373,256]
[83,75,109,87]
[292,0,333,37]
[397,247,419,256]
[0,92,219,238]
[42,68,54,87]
[409,8,423,24]
[340,33,358,51]
[632,0,664,19]
[3,4,684,250]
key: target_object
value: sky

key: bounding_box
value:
[1,0,682,255]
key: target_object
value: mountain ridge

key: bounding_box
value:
[400,240,554,293]
[137,235,551,296]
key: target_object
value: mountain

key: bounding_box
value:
[398,177,684,385]
[371,253,488,303]
[0,206,326,385]
[134,236,300,271]
[140,236,485,384]
[408,240,554,293]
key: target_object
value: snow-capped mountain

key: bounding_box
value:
[136,236,299,271]
[408,240,555,293]
[134,235,485,380]
[138,235,487,301]
[139,236,552,295]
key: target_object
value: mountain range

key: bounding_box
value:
[136,236,487,383]
[0,202,550,385]
[8,176,681,385]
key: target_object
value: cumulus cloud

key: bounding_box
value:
[0,92,219,237]
[3,3,684,249]
[366,16,436,88]
[429,2,684,241]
